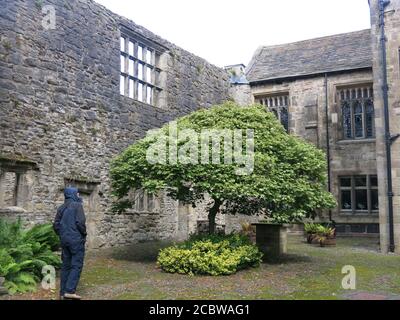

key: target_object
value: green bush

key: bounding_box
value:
[0,219,61,295]
[157,234,263,276]
[304,223,334,235]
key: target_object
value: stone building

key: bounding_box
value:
[226,0,400,253]
[1,0,399,253]
[0,0,231,249]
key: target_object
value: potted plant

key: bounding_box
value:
[304,223,319,244]
[315,226,336,247]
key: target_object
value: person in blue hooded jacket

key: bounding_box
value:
[53,187,87,300]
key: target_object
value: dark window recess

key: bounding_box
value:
[339,175,379,214]
[367,224,380,234]
[335,224,379,234]
[256,94,290,132]
[338,85,375,140]
[335,225,346,233]
[350,224,365,233]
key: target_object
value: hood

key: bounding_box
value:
[64,187,82,203]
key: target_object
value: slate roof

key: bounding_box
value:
[246,29,373,83]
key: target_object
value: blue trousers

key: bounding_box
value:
[60,240,85,295]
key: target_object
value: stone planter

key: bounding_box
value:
[252,223,289,259]
[0,277,7,296]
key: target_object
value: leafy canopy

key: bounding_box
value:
[110,102,336,222]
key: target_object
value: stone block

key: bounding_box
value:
[253,223,288,259]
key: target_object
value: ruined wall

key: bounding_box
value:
[370,0,400,252]
[0,0,231,248]
[250,69,379,228]
[228,84,252,106]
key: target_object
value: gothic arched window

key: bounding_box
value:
[338,85,375,139]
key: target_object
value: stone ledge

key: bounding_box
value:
[336,139,376,145]
[0,206,27,214]
[0,277,7,296]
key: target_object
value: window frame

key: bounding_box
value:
[255,93,290,132]
[131,189,158,213]
[119,27,165,106]
[339,175,379,215]
[0,159,38,209]
[337,85,375,140]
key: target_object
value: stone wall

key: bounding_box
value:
[228,84,252,106]
[370,0,400,253]
[0,0,231,248]
[249,69,379,227]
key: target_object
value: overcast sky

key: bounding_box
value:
[94,0,371,68]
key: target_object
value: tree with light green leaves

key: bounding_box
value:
[110,102,336,234]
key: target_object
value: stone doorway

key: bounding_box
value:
[63,179,102,249]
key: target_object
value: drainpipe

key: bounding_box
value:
[379,0,398,253]
[324,73,333,223]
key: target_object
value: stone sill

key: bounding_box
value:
[305,122,318,129]
[120,94,165,112]
[339,212,379,216]
[336,139,376,145]
[0,207,27,214]
[337,213,380,222]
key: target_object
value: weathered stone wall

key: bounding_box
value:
[249,69,379,226]
[370,0,400,253]
[0,0,231,248]
[228,84,252,106]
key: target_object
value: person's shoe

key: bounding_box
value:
[64,293,82,300]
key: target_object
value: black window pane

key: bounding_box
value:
[365,100,375,138]
[355,189,368,211]
[341,190,352,210]
[342,102,352,139]
[370,176,378,187]
[280,107,289,132]
[354,101,364,138]
[367,224,379,233]
[371,189,379,211]
[355,176,367,187]
[350,224,366,233]
[340,177,351,187]
[138,191,144,211]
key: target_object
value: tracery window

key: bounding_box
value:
[256,94,289,132]
[337,86,374,139]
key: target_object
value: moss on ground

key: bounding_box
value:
[2,235,400,300]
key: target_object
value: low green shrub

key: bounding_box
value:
[0,219,61,294]
[157,234,263,276]
[304,223,320,234]
[304,223,334,234]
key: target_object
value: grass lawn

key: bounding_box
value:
[2,235,400,300]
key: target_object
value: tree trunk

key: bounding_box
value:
[208,198,222,235]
